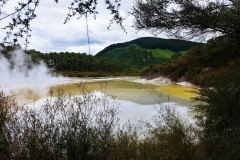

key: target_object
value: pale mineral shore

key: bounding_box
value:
[131,76,194,87]
[61,76,194,87]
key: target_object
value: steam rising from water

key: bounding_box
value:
[0,46,67,84]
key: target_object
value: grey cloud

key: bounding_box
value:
[1,0,156,55]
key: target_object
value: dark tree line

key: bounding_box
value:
[25,50,136,74]
[0,44,137,76]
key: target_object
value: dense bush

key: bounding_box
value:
[0,83,198,160]
[1,83,122,159]
[142,37,240,86]
[2,76,240,159]
[193,70,240,159]
[138,95,197,160]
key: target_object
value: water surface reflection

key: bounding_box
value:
[1,77,196,124]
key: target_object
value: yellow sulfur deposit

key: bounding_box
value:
[156,84,198,99]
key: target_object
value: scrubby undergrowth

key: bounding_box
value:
[1,80,240,159]
[0,82,197,160]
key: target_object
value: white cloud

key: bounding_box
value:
[0,0,159,55]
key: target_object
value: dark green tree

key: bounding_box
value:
[193,70,240,159]
[133,0,240,42]
[132,0,240,158]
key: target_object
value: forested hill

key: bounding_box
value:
[95,37,203,57]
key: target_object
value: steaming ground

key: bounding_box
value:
[0,46,68,85]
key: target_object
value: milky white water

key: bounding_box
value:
[0,48,197,126]
[0,77,196,125]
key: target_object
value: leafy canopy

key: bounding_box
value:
[133,0,240,41]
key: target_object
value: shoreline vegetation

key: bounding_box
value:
[0,82,198,160]
[58,70,141,78]
[1,72,240,159]
[141,38,240,87]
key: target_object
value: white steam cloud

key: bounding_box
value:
[0,46,67,84]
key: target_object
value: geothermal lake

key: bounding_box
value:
[0,76,197,125]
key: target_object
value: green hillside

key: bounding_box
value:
[150,49,175,59]
[95,37,203,71]
[96,37,203,57]
[101,44,166,71]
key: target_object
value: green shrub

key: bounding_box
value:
[193,70,240,159]
[0,85,198,160]
[0,83,120,159]
[138,94,197,160]
[0,91,21,160]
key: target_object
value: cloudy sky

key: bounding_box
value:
[0,0,167,55]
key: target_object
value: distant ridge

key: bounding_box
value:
[95,37,203,57]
